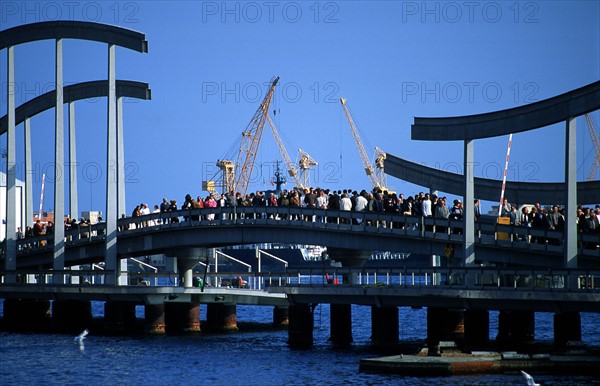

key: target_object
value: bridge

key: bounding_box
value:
[6,206,600,271]
[1,21,599,353]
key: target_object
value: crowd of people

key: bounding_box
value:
[498,198,600,246]
[10,186,600,250]
[135,188,469,229]
[135,186,599,245]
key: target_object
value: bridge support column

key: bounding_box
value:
[554,312,581,348]
[206,303,237,331]
[273,306,289,327]
[104,301,137,334]
[371,306,398,345]
[464,309,489,349]
[173,248,207,288]
[165,302,201,334]
[3,299,51,332]
[327,248,370,268]
[329,304,352,345]
[288,304,314,348]
[427,308,465,355]
[497,310,534,348]
[144,303,166,335]
[52,300,92,333]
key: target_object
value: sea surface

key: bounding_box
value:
[1,301,599,385]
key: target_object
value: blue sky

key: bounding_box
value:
[1,0,599,217]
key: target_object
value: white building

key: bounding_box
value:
[0,171,25,241]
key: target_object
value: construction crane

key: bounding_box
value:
[266,114,303,188]
[340,97,389,192]
[585,113,600,181]
[298,149,318,189]
[203,76,279,196]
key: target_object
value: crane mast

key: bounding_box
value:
[266,114,303,188]
[233,76,280,196]
[340,97,388,191]
[585,113,600,181]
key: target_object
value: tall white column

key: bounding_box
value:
[5,45,17,283]
[52,38,65,284]
[105,44,119,285]
[564,118,577,271]
[68,101,78,220]
[463,139,475,266]
[24,118,33,228]
[117,96,126,217]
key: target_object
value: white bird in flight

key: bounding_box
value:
[74,329,89,351]
[521,370,540,386]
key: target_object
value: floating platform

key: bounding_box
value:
[359,352,600,376]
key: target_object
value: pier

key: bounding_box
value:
[0,20,599,376]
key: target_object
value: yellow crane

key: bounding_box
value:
[203,76,279,196]
[585,113,600,181]
[340,97,389,192]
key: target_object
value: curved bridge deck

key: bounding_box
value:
[7,207,600,270]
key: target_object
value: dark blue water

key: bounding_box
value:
[1,302,599,385]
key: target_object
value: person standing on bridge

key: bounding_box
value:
[340,193,352,224]
[140,203,150,227]
[160,198,169,224]
[421,193,432,217]
[434,197,449,233]
[169,200,179,223]
[205,194,218,221]
[268,192,279,220]
[354,191,368,225]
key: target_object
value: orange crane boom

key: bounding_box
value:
[234,76,279,196]
[585,113,600,181]
[340,97,389,192]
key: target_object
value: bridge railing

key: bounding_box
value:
[123,207,600,256]
[11,206,600,258]
[4,266,598,293]
[282,266,600,292]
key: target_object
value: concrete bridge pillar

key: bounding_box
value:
[3,299,51,332]
[288,304,314,348]
[165,302,201,334]
[52,300,92,333]
[554,312,581,348]
[327,248,370,285]
[206,303,237,331]
[172,248,207,288]
[496,310,535,348]
[329,304,352,345]
[464,309,489,349]
[104,301,137,334]
[273,306,289,327]
[427,308,465,354]
[327,248,370,267]
[371,306,398,345]
[144,303,166,335]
